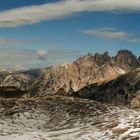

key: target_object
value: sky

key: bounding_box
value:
[0,0,140,69]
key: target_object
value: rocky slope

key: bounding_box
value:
[73,68,140,108]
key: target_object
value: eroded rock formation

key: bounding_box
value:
[31,52,123,96]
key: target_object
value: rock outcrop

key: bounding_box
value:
[0,69,44,91]
[1,74,32,91]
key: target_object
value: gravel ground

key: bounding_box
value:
[0,96,140,140]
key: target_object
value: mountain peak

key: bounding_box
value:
[115,50,139,70]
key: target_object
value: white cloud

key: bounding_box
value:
[36,49,48,60]
[80,27,140,42]
[0,0,140,27]
[35,47,81,60]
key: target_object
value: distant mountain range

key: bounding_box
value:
[0,64,25,73]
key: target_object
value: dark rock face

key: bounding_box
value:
[73,68,140,108]
[115,50,140,70]
[0,86,27,98]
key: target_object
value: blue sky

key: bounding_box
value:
[0,0,140,69]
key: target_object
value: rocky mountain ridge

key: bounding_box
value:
[31,50,140,97]
[0,50,139,98]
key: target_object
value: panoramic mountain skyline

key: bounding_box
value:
[0,0,140,69]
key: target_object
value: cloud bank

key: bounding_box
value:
[0,47,81,68]
[0,0,140,27]
[80,27,140,42]
[0,38,34,46]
